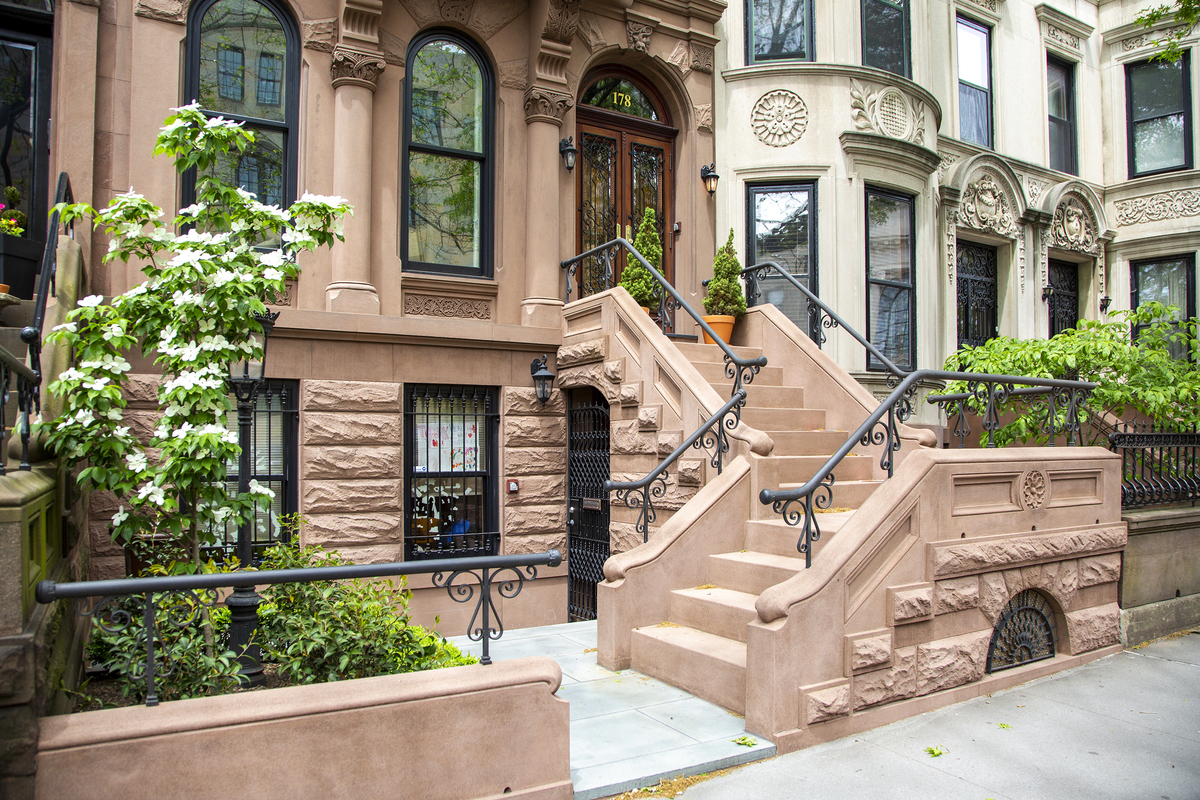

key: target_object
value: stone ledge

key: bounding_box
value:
[930,525,1127,579]
[1119,594,1200,647]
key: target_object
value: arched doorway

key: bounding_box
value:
[575,67,677,302]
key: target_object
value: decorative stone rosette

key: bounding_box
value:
[850,80,925,145]
[751,90,808,147]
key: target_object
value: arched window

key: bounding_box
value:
[184,0,298,213]
[402,31,493,277]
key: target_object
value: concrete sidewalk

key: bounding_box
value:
[676,630,1200,800]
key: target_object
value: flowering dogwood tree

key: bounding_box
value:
[45,104,351,572]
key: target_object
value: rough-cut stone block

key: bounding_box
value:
[657,431,682,455]
[678,459,703,486]
[1065,603,1120,653]
[90,556,125,581]
[557,338,606,368]
[609,521,642,554]
[916,630,990,695]
[0,704,37,775]
[505,448,567,476]
[302,480,402,514]
[931,527,1127,577]
[804,682,851,725]
[0,644,32,702]
[505,532,566,556]
[505,504,566,536]
[325,544,402,564]
[302,380,401,412]
[854,646,917,709]
[502,387,566,416]
[611,419,656,455]
[303,514,403,547]
[1078,553,1122,587]
[935,576,979,615]
[619,383,641,407]
[303,413,402,445]
[303,447,402,479]
[89,520,124,558]
[848,632,892,672]
[891,585,934,624]
[124,409,162,443]
[1002,568,1025,599]
[638,405,661,431]
[557,364,619,403]
[123,373,161,406]
[978,571,1009,624]
[89,490,120,516]
[502,474,566,506]
[604,360,623,383]
[504,416,567,448]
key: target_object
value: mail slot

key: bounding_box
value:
[582,498,602,511]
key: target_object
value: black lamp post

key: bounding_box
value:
[531,354,555,407]
[700,163,719,196]
[559,137,578,172]
[225,309,278,687]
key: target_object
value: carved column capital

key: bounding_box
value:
[524,86,573,126]
[330,45,386,91]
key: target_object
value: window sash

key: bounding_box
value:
[957,17,992,148]
[746,182,818,340]
[1126,52,1193,177]
[747,0,814,64]
[865,189,915,371]
[861,0,909,78]
[1048,58,1076,174]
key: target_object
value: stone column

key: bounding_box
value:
[522,87,573,328]
[326,46,386,314]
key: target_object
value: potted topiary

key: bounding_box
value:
[702,229,747,345]
[620,207,662,312]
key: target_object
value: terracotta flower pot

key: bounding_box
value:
[702,315,735,345]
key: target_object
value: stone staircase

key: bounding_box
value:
[625,341,882,714]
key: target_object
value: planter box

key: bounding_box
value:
[0,233,44,300]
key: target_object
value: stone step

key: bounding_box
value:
[674,341,766,364]
[756,453,875,487]
[740,406,826,431]
[669,586,759,643]
[690,360,785,386]
[630,624,747,715]
[743,512,855,558]
[707,550,807,596]
[768,479,883,512]
[762,430,856,455]
[709,383,806,409]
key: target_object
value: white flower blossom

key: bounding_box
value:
[102,323,124,342]
[170,249,206,268]
[299,193,350,206]
[178,203,206,217]
[125,452,148,472]
[111,506,129,527]
[58,368,85,382]
[212,506,232,523]
[73,409,95,425]
[105,408,123,421]
[136,483,166,507]
[259,250,287,268]
[53,322,77,333]
[210,268,237,287]
[82,377,110,391]
[264,267,284,281]
[114,425,131,440]
[77,295,103,307]
[248,479,276,499]
[171,422,195,439]
[282,229,314,246]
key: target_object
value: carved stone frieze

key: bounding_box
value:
[524,86,574,124]
[403,295,491,319]
[1123,24,1193,51]
[695,104,713,133]
[959,172,1018,237]
[938,154,959,181]
[1051,195,1100,255]
[850,80,923,144]
[1046,25,1080,50]
[1022,471,1047,509]
[946,207,958,285]
[330,47,387,90]
[1114,189,1200,225]
[627,21,653,52]
[379,30,407,66]
[1018,227,1027,292]
[962,0,997,13]
[1040,228,1052,293]
[691,43,714,73]
[1026,179,1045,204]
[752,90,808,147]
[268,279,296,308]
[542,0,583,45]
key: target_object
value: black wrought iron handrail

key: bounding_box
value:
[604,391,746,543]
[740,260,907,380]
[1107,422,1200,509]
[760,370,1095,567]
[562,238,768,407]
[37,548,562,706]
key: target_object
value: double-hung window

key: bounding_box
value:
[862,0,910,78]
[1131,255,1196,359]
[1126,53,1193,177]
[403,31,493,277]
[1048,57,1077,174]
[865,189,915,371]
[747,0,814,64]
[957,17,992,148]
[746,182,818,340]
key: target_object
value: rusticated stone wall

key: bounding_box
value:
[501,388,567,555]
[300,380,404,563]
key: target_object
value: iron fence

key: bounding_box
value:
[1107,422,1200,509]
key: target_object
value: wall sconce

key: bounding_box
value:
[531,354,555,407]
[700,163,719,196]
[559,137,578,173]
[1100,296,1113,313]
[1041,285,1055,302]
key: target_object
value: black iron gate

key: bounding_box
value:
[567,387,610,621]
[1048,259,1079,337]
[956,241,998,348]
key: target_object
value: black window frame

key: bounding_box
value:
[864,186,916,372]
[401,29,494,279]
[183,0,300,210]
[1047,56,1077,175]
[861,0,910,78]
[746,0,816,65]
[1125,51,1194,179]
[956,15,993,149]
[1131,254,1197,359]
[745,180,820,342]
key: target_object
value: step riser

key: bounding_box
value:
[691,361,785,386]
[745,523,838,559]
[757,455,875,486]
[708,555,802,596]
[631,630,746,715]
[669,591,757,643]
[760,431,856,455]
[674,342,765,363]
[753,481,880,519]
[741,407,826,431]
[709,383,806,409]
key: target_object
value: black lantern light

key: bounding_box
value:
[531,354,555,407]
[1100,296,1113,313]
[700,163,719,196]
[559,137,578,172]
[1041,285,1055,302]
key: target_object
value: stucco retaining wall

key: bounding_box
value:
[36,657,572,800]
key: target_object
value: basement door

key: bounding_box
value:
[566,387,610,622]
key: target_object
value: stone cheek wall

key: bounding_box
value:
[300,380,404,563]
[501,388,567,554]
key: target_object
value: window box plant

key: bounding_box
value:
[702,229,747,345]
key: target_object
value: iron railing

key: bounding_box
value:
[1107,422,1200,509]
[36,549,562,706]
[604,391,746,543]
[562,238,768,408]
[760,370,1095,567]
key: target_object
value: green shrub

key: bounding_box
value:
[620,207,662,308]
[703,229,747,319]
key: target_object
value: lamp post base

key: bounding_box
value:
[226,585,265,687]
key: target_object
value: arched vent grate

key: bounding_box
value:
[985,589,1057,673]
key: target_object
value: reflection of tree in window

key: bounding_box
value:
[412,88,443,145]
[749,185,815,335]
[862,0,909,77]
[579,78,659,121]
[1133,256,1195,359]
[237,152,282,207]
[751,0,811,62]
[0,40,34,216]
[1127,54,1191,176]
[217,46,244,101]
[867,191,914,370]
[256,52,281,106]
[198,0,287,122]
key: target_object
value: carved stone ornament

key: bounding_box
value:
[627,21,653,53]
[946,207,958,285]
[1046,25,1080,50]
[1022,470,1047,510]
[1123,24,1193,51]
[963,0,997,12]
[438,0,473,25]
[498,60,527,90]
[134,0,184,23]
[1026,180,1045,204]
[1051,195,1100,255]
[667,42,691,75]
[850,80,923,144]
[959,172,1018,237]
[268,279,296,307]
[691,44,714,74]
[695,104,713,133]
[330,47,387,90]
[403,295,491,320]
[938,154,959,181]
[752,90,808,147]
[542,0,584,45]
[1114,189,1200,225]
[524,86,574,124]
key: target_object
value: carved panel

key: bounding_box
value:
[752,90,808,147]
[1123,24,1193,51]
[524,87,574,123]
[627,21,653,52]
[1051,194,1100,255]
[543,0,583,44]
[962,0,996,12]
[498,59,527,90]
[1046,25,1080,50]
[1021,470,1048,510]
[469,0,523,39]
[330,47,387,90]
[667,42,691,74]
[695,104,713,133]
[379,30,407,66]
[959,172,1018,237]
[135,0,184,24]
[938,154,959,181]
[403,295,492,319]
[850,80,923,144]
[1114,189,1200,225]
[691,43,714,73]
[302,19,338,53]
[576,12,605,53]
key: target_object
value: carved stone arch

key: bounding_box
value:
[575,48,694,134]
[947,154,1028,238]
[1040,181,1108,256]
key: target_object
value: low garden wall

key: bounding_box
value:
[37,657,571,800]
[1119,506,1200,645]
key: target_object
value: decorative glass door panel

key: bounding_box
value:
[1048,259,1079,337]
[957,241,998,348]
[567,387,610,622]
[578,131,618,297]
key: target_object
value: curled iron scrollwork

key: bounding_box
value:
[725,356,760,416]
[613,472,668,543]
[772,474,835,568]
[692,405,740,474]
[432,565,538,665]
[807,301,839,348]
